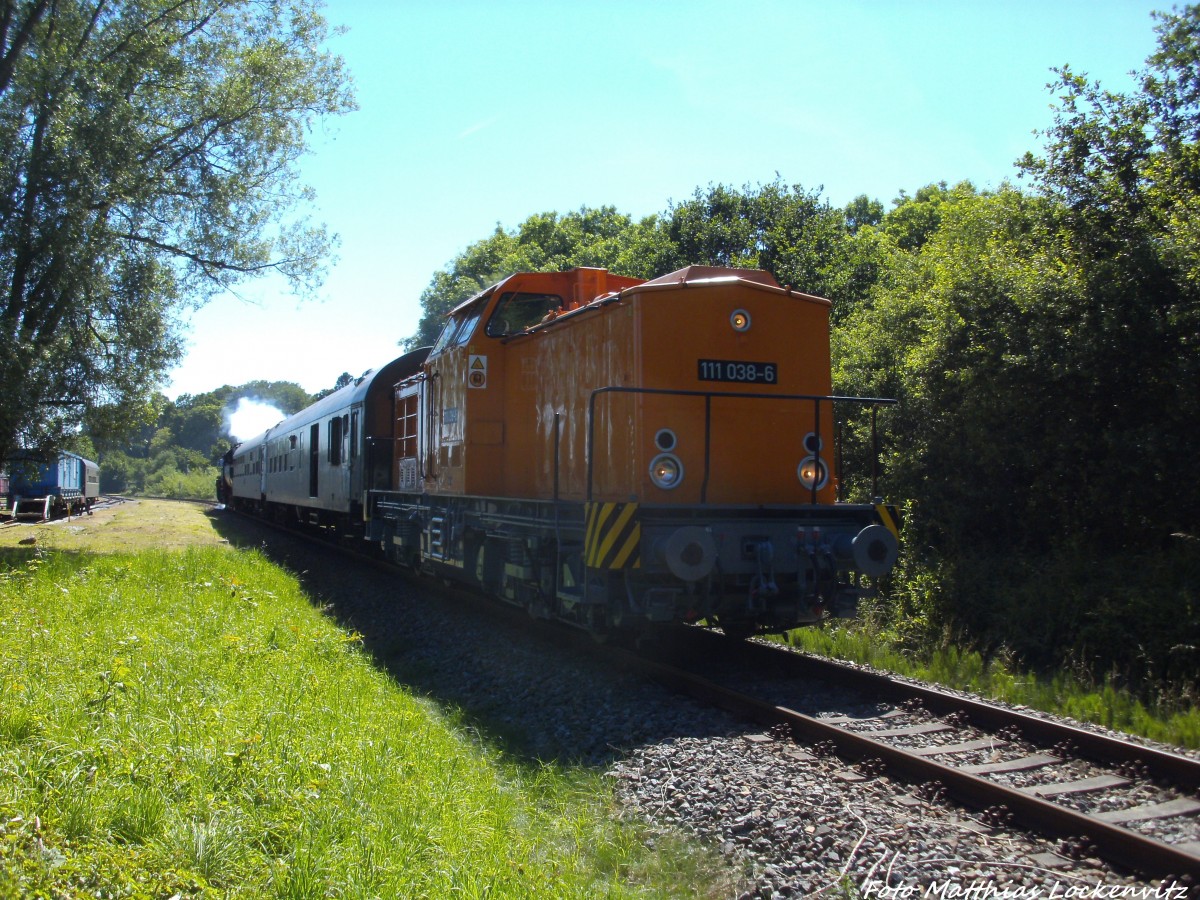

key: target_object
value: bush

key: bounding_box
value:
[142,465,219,500]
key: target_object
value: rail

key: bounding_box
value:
[584,386,897,503]
[622,630,1200,881]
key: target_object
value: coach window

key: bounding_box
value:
[350,411,359,458]
[485,292,563,337]
[329,415,343,465]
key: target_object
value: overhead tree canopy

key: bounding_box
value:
[0,0,354,464]
[405,182,879,349]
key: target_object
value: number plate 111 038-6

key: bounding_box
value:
[697,359,778,385]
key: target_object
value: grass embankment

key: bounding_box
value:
[784,625,1200,749]
[0,497,227,554]
[0,532,730,897]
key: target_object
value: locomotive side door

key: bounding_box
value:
[422,298,486,494]
[395,383,422,493]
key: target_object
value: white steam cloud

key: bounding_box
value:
[224,397,284,441]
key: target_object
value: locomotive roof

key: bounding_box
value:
[638,265,780,287]
[446,278,505,317]
[627,265,831,307]
[445,265,829,318]
[6,448,98,468]
[445,266,648,317]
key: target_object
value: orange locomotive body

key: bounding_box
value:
[368,265,899,637]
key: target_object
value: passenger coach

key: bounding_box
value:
[225,349,429,529]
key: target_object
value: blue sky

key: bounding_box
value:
[165,0,1167,400]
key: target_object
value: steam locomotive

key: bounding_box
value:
[223,265,900,638]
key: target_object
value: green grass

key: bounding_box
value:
[0,548,739,898]
[781,624,1200,748]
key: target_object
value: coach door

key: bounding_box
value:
[309,423,319,497]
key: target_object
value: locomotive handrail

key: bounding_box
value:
[584,386,897,503]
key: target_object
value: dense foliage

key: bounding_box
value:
[0,0,353,466]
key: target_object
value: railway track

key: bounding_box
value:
[614,628,1200,882]
[0,493,126,526]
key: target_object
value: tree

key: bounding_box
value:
[827,9,1200,677]
[313,370,353,400]
[0,0,354,465]
[662,180,880,322]
[835,186,1077,554]
[843,194,884,234]
[882,182,962,251]
[1019,4,1200,546]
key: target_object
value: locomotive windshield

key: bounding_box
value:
[431,305,483,356]
[485,292,563,337]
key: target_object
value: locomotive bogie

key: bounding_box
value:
[365,491,895,635]
[634,504,897,626]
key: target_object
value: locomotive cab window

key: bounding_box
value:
[431,307,483,356]
[485,292,564,337]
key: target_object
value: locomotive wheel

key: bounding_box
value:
[586,605,609,643]
[526,592,549,620]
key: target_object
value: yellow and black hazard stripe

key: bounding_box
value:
[584,502,642,570]
[874,503,902,541]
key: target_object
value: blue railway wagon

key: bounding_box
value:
[6,451,100,519]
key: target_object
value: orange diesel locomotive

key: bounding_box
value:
[362,265,899,638]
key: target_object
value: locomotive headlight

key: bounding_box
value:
[730,309,751,332]
[649,453,684,489]
[797,456,829,490]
